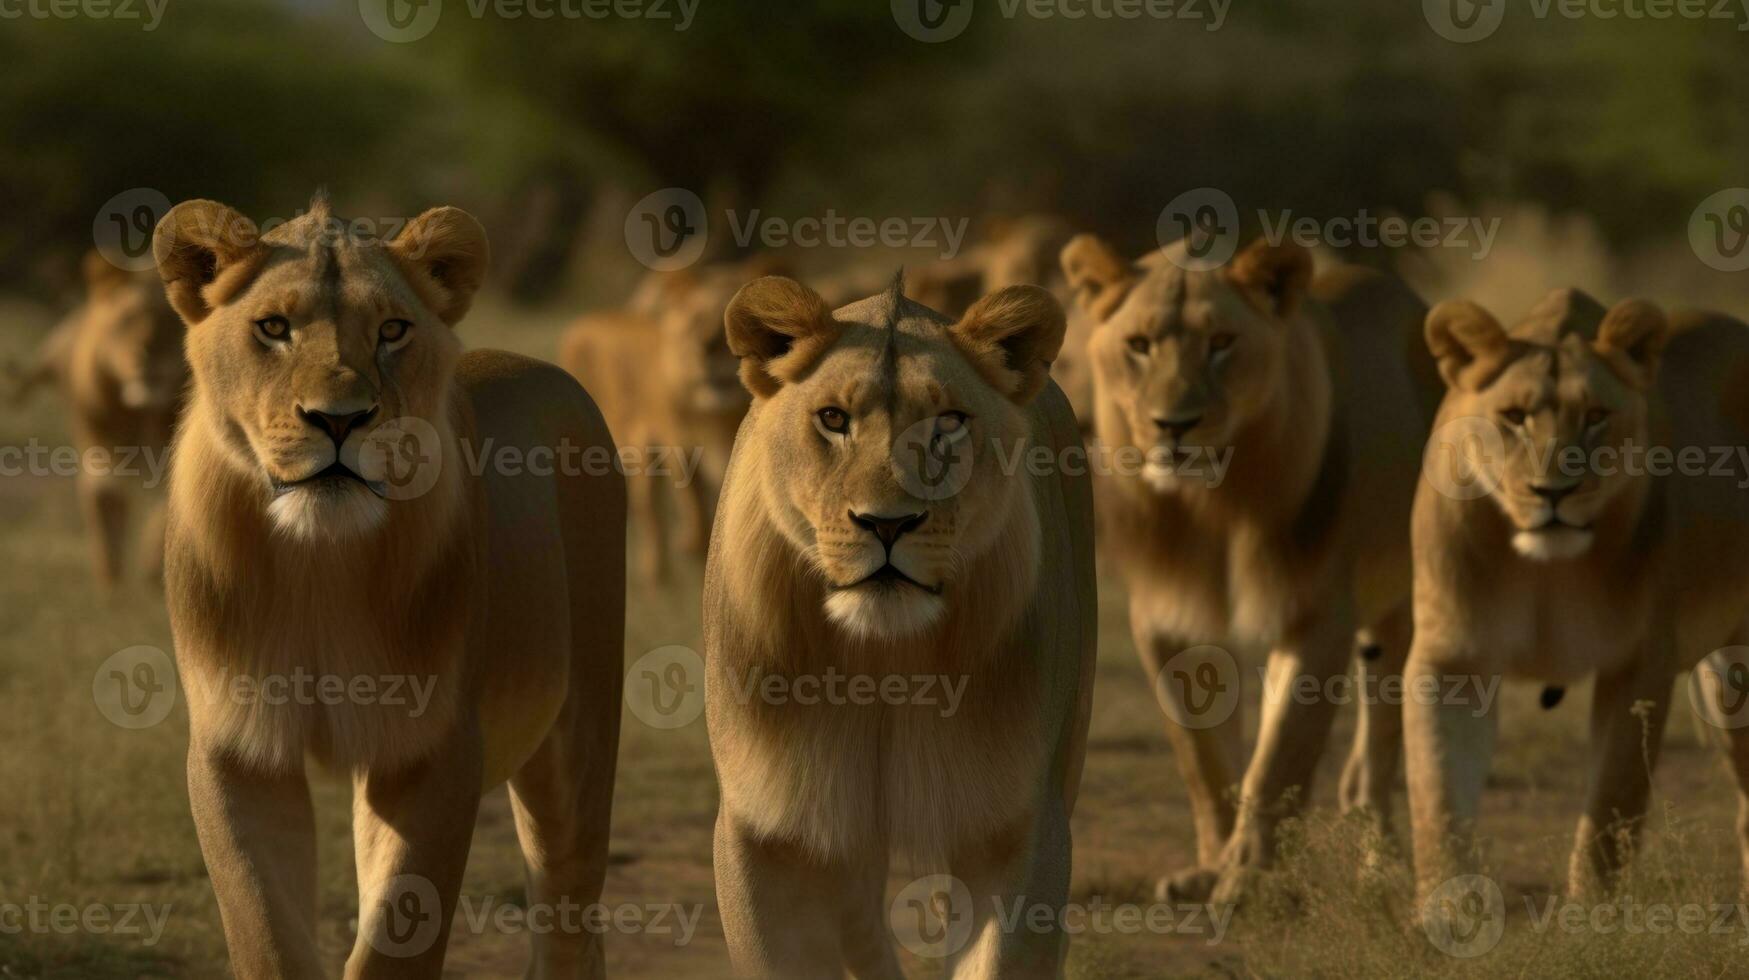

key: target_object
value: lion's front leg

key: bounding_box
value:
[1132,619,1241,874]
[186,740,324,980]
[1402,644,1499,907]
[345,738,484,979]
[712,812,851,978]
[1339,603,1412,841]
[1566,647,1675,898]
[948,806,1071,980]
[1209,605,1354,904]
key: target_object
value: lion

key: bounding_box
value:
[9,251,186,587]
[1058,233,1440,902]
[153,196,625,979]
[559,258,773,583]
[704,273,1097,976]
[1404,289,1749,908]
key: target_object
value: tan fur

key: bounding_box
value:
[559,260,770,584]
[978,216,1093,432]
[10,252,186,587]
[1403,291,1749,907]
[1060,234,1439,902]
[157,197,625,979]
[705,276,1097,977]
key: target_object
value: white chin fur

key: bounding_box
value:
[267,483,387,542]
[1141,460,1179,494]
[1512,527,1593,561]
[824,586,945,640]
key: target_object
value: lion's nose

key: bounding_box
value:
[849,510,927,550]
[1531,482,1577,506]
[297,405,379,447]
[1153,413,1204,440]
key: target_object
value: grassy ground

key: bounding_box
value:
[1,294,1745,978]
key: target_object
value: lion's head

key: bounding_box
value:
[1061,234,1315,492]
[1423,288,1668,562]
[79,251,187,410]
[722,273,1065,640]
[153,195,488,542]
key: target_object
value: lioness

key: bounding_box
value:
[1405,289,1749,904]
[705,274,1096,976]
[154,197,625,978]
[10,251,186,586]
[560,259,767,583]
[1059,234,1439,901]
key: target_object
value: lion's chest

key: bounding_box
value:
[710,659,1046,867]
[1119,514,1314,647]
[178,578,468,774]
[1428,563,1651,681]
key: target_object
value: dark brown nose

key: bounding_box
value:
[1531,483,1576,506]
[1153,414,1203,440]
[849,511,927,550]
[298,405,378,447]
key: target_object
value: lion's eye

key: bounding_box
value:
[1209,333,1237,354]
[1585,408,1611,429]
[254,316,290,343]
[936,411,969,436]
[816,407,849,435]
[1127,336,1151,356]
[1501,408,1528,427]
[379,319,412,345]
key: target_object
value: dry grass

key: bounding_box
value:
[0,291,1743,978]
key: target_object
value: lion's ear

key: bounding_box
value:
[951,285,1067,405]
[1222,239,1313,319]
[153,200,268,325]
[723,276,839,398]
[391,207,490,326]
[1594,299,1668,390]
[1426,300,1513,391]
[1059,234,1135,322]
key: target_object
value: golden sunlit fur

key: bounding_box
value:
[975,215,1093,431]
[704,275,1097,976]
[1061,234,1440,903]
[1404,290,1749,908]
[10,251,186,586]
[559,260,770,583]
[157,196,625,979]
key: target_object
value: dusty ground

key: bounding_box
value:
[1,294,1745,979]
